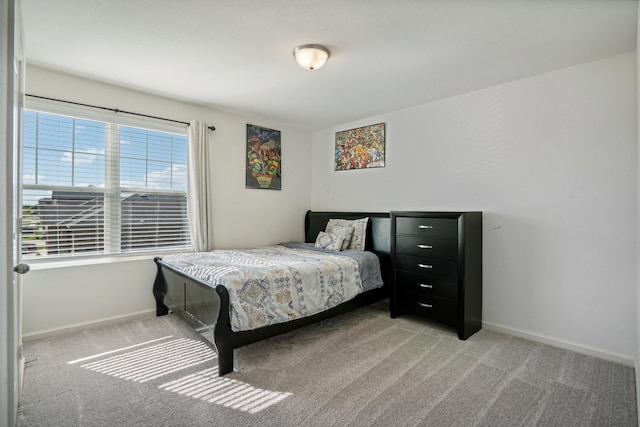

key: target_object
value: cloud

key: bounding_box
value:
[146,164,187,190]
[61,148,105,164]
[121,164,187,191]
[23,174,45,185]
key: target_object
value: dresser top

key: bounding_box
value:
[391,211,482,219]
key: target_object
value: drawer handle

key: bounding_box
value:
[418,263,433,269]
[418,302,433,308]
[417,244,433,249]
[419,283,433,289]
[419,225,433,229]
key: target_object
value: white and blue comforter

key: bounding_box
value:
[161,243,383,332]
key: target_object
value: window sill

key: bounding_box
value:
[25,250,193,271]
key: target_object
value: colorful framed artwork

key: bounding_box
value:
[246,124,281,190]
[335,122,385,171]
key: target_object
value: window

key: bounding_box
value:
[22,106,191,259]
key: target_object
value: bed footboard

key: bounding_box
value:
[153,257,235,375]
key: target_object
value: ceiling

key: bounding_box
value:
[21,0,638,131]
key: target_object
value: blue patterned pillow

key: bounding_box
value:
[314,231,345,251]
[328,225,354,250]
[326,217,369,250]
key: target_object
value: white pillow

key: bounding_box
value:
[326,217,369,250]
[314,231,345,251]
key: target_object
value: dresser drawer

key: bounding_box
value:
[396,271,458,300]
[396,254,458,281]
[396,235,457,259]
[398,295,457,324]
[396,217,457,238]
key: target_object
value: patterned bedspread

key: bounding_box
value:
[162,245,379,332]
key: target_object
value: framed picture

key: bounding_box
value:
[335,123,385,171]
[246,124,281,190]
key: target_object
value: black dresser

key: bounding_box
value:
[390,211,482,340]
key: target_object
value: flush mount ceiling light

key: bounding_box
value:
[293,44,330,71]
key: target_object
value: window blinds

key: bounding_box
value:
[22,110,191,259]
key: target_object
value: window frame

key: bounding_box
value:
[22,98,192,263]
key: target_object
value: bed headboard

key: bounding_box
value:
[304,210,391,256]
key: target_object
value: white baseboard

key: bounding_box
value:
[483,321,635,367]
[21,311,636,368]
[22,309,156,342]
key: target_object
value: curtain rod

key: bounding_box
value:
[25,94,216,131]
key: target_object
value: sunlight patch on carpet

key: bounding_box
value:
[159,367,292,413]
[67,336,174,365]
[68,336,291,413]
[73,337,216,382]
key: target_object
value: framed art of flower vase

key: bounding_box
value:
[246,124,281,190]
[335,122,385,171]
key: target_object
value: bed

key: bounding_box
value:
[152,210,391,375]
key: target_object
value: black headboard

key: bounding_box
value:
[304,210,391,256]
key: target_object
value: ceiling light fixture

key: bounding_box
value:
[293,44,330,71]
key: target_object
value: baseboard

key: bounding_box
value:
[483,321,635,367]
[18,353,24,402]
[21,310,635,367]
[22,309,156,342]
[636,359,640,426]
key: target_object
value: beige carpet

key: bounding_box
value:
[17,301,637,426]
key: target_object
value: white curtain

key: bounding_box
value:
[187,120,214,251]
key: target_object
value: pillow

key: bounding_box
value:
[314,231,345,251]
[328,225,354,251]
[326,217,369,250]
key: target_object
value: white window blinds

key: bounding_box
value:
[22,108,191,259]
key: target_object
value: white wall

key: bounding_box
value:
[312,53,637,364]
[22,65,312,338]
